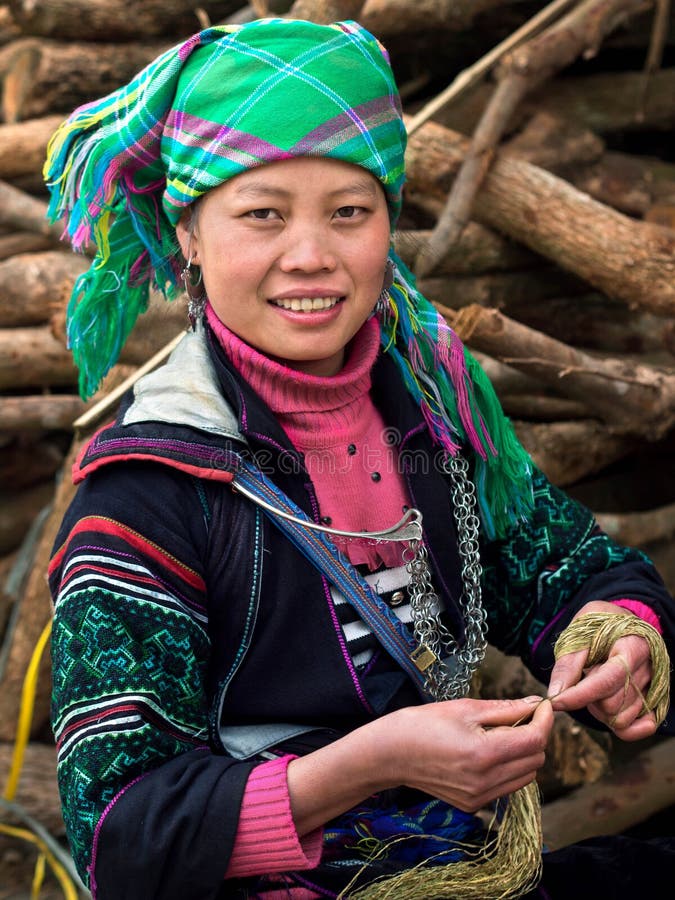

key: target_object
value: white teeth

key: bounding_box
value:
[272,296,341,312]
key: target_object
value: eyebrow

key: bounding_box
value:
[233,178,379,199]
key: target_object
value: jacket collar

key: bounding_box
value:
[74,319,429,483]
[122,321,242,440]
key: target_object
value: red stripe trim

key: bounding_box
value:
[56,702,202,751]
[75,451,236,485]
[72,423,116,484]
[57,703,142,747]
[50,538,71,575]
[49,516,206,590]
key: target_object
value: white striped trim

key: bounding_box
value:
[55,571,208,624]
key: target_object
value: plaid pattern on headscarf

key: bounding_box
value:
[44,17,532,537]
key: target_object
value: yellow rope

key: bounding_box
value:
[0,823,78,900]
[3,619,53,802]
[31,851,47,899]
[343,610,671,899]
[1,617,80,899]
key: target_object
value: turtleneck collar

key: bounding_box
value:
[205,303,382,449]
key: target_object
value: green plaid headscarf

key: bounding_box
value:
[45,18,404,393]
[44,17,532,538]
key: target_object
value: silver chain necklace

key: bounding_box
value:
[232,452,487,701]
[406,453,487,701]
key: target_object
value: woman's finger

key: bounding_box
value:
[547,647,588,699]
[550,652,641,713]
[608,709,657,742]
[463,696,546,729]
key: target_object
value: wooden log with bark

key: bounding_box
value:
[0,311,180,394]
[7,0,242,41]
[0,546,19,637]
[288,0,367,23]
[419,266,586,311]
[395,224,538,275]
[502,109,606,173]
[0,231,60,260]
[0,3,20,45]
[288,0,535,34]
[500,393,590,421]
[443,303,675,439]
[415,0,650,274]
[542,736,675,849]
[566,150,656,217]
[0,480,55,557]
[0,115,63,181]
[0,37,170,122]
[469,112,671,218]
[0,365,135,741]
[0,394,86,431]
[495,291,675,358]
[0,742,63,835]
[514,419,637,486]
[596,501,675,547]
[427,66,675,140]
[404,118,675,317]
[0,435,65,491]
[529,65,675,135]
[0,251,87,327]
[498,114,675,218]
[0,325,78,390]
[50,289,187,366]
[472,351,561,397]
[0,180,64,241]
[359,0,542,37]
[0,466,69,739]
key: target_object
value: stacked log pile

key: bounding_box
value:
[0,0,674,894]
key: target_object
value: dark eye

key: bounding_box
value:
[248,208,278,220]
[335,206,359,218]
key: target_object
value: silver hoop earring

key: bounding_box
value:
[181,255,206,331]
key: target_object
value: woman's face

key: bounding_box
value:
[176,157,391,376]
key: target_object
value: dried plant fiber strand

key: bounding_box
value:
[340,779,542,899]
[553,611,670,728]
[344,611,671,899]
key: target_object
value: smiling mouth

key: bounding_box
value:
[270,296,343,312]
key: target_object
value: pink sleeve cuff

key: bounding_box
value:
[225,754,323,880]
[611,599,663,634]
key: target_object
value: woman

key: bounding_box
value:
[45,17,674,900]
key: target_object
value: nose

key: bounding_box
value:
[278,223,337,273]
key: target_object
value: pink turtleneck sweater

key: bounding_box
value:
[207,304,412,570]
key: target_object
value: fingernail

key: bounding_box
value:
[524,695,543,703]
[548,682,562,698]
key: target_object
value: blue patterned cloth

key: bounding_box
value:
[323,795,486,867]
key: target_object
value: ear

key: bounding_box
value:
[175,209,197,263]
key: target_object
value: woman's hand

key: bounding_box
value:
[287,695,553,835]
[379,695,554,812]
[548,600,656,741]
